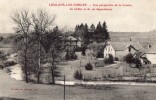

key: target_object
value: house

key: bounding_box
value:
[103,41,144,60]
[136,42,156,64]
[133,51,151,64]
[142,46,156,64]
[63,35,81,50]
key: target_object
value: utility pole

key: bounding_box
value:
[64,75,65,100]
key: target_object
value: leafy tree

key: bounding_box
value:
[41,26,63,84]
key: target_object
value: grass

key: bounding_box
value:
[57,59,156,82]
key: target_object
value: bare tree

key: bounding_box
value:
[31,9,56,83]
[11,9,32,83]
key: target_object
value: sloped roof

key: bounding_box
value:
[130,42,144,50]
[139,41,156,49]
[70,34,82,41]
[134,51,145,57]
[109,41,144,51]
[146,46,156,53]
[110,42,127,51]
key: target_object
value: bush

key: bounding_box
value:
[65,51,77,60]
[85,63,93,70]
[134,57,142,68]
[74,70,83,80]
[124,53,134,64]
[0,65,4,69]
[0,51,7,59]
[3,60,17,67]
[71,53,77,59]
[104,54,114,64]
[74,47,83,52]
[114,57,119,61]
[81,47,86,56]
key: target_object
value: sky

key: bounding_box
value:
[0,0,156,33]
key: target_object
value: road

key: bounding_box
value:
[1,70,156,100]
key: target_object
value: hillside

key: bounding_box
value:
[110,32,156,42]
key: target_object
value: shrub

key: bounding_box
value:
[104,54,114,64]
[3,60,17,67]
[114,57,119,61]
[65,51,77,60]
[0,65,4,69]
[124,53,134,64]
[74,70,83,80]
[81,47,86,56]
[75,47,83,52]
[71,53,77,59]
[0,51,7,61]
[134,57,142,68]
[65,51,70,60]
[85,62,93,70]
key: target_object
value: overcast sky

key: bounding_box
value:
[0,0,156,33]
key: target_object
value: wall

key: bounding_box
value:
[146,53,156,64]
[103,44,115,58]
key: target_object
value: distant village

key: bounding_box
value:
[60,22,156,65]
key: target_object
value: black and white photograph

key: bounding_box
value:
[0,0,156,100]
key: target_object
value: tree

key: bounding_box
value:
[95,22,103,42]
[11,9,32,83]
[31,9,55,83]
[90,24,95,32]
[102,21,110,40]
[41,26,63,84]
[83,23,90,46]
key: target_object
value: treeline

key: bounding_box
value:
[74,21,110,46]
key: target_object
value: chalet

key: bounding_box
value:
[64,35,81,49]
[103,41,144,60]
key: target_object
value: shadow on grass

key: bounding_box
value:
[0,97,25,100]
[82,85,118,90]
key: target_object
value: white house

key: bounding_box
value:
[103,41,144,60]
[143,46,156,64]
[137,42,156,64]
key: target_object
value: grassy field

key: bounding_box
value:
[2,69,156,100]
[57,59,156,82]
